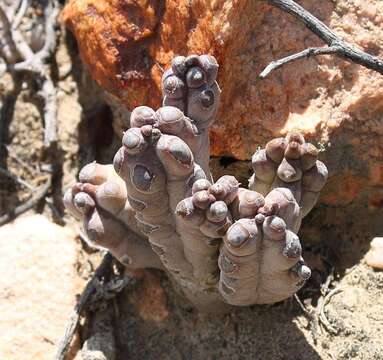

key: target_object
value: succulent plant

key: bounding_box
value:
[64,54,328,312]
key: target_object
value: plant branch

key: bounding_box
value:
[0,175,51,226]
[294,267,341,344]
[12,0,31,30]
[0,166,35,191]
[260,45,340,78]
[0,5,19,63]
[0,1,59,147]
[40,73,58,147]
[54,254,137,360]
[0,4,33,61]
[54,253,114,360]
[261,0,383,77]
[13,0,59,72]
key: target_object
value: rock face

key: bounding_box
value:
[62,0,383,209]
[0,215,84,360]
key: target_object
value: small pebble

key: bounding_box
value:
[365,237,383,270]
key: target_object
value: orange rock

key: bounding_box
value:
[369,192,383,209]
[321,171,364,206]
[62,0,383,207]
[62,0,163,109]
[128,270,169,323]
[370,164,383,186]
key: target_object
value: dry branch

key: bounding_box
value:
[12,0,31,30]
[0,5,19,63]
[261,0,383,78]
[294,268,341,344]
[260,46,340,78]
[54,253,114,360]
[0,175,51,226]
[0,0,59,148]
[0,166,35,191]
[0,0,60,225]
[54,254,137,360]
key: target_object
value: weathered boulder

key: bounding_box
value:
[62,0,383,208]
[0,215,84,360]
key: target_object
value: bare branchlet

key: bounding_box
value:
[54,253,137,360]
[260,0,383,78]
[0,0,59,148]
[0,0,60,224]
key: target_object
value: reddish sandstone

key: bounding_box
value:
[62,0,383,208]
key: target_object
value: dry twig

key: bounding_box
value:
[260,0,383,78]
[54,253,114,360]
[12,0,31,30]
[0,166,35,190]
[0,0,59,148]
[54,253,137,360]
[318,287,343,334]
[0,6,18,63]
[0,174,51,226]
[294,268,342,344]
[0,0,61,225]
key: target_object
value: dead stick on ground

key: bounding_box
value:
[294,293,320,343]
[0,166,35,191]
[55,254,139,360]
[294,268,341,344]
[260,0,383,78]
[0,175,51,226]
[318,287,343,334]
[54,253,114,360]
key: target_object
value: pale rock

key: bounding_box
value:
[0,215,84,360]
[365,237,383,270]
